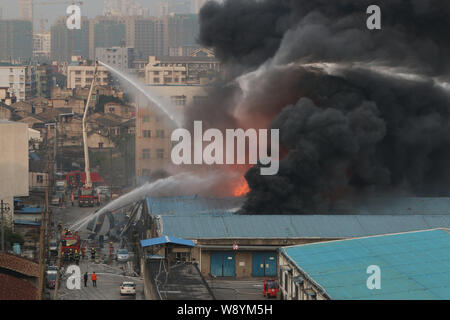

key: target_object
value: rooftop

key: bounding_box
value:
[145,196,450,239]
[281,229,450,299]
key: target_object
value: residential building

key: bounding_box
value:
[50,16,90,63]
[0,64,36,101]
[135,85,207,182]
[66,64,110,89]
[278,229,450,300]
[33,33,51,62]
[0,121,29,228]
[35,64,53,98]
[103,0,150,17]
[18,0,33,22]
[145,54,220,85]
[0,20,33,62]
[95,47,134,72]
[125,16,167,59]
[157,0,192,16]
[88,16,127,59]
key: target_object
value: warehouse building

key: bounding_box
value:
[134,196,450,280]
[278,228,450,300]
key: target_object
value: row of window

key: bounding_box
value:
[142,148,165,159]
[142,130,165,138]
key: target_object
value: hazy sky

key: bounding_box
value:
[0,0,161,30]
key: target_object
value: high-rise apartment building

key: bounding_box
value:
[33,32,51,62]
[0,20,33,62]
[88,16,127,59]
[18,0,33,22]
[125,17,167,60]
[51,16,90,63]
[103,0,150,17]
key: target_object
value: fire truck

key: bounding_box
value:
[78,187,98,207]
[60,230,81,261]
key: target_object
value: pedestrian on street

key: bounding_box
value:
[71,192,75,207]
[83,272,88,287]
[91,272,97,287]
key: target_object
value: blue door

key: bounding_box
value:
[252,252,265,277]
[222,252,235,277]
[252,252,277,276]
[210,252,223,277]
[265,253,277,276]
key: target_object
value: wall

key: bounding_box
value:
[0,121,29,226]
[278,251,328,300]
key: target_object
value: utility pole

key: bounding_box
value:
[38,196,45,300]
[1,200,11,252]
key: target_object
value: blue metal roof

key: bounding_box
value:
[15,207,42,214]
[281,229,450,299]
[158,214,450,239]
[140,236,195,248]
[14,220,41,226]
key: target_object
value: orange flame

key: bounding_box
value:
[232,177,250,197]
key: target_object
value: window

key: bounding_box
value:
[98,142,104,149]
[156,149,164,159]
[143,116,150,123]
[75,71,81,75]
[142,148,150,159]
[37,175,43,183]
[109,107,115,113]
[143,130,151,138]
[153,71,160,75]
[153,78,160,83]
[156,130,164,138]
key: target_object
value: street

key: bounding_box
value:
[45,202,144,300]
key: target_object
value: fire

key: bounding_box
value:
[232,177,250,197]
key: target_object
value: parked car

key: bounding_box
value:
[49,240,58,253]
[120,281,136,296]
[51,195,60,206]
[46,266,58,289]
[116,249,129,262]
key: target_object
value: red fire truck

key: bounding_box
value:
[61,230,81,257]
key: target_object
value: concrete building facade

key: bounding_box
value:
[0,20,33,62]
[0,64,35,101]
[95,47,134,72]
[135,85,207,182]
[66,65,109,89]
[0,121,29,227]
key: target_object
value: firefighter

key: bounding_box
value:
[74,249,80,265]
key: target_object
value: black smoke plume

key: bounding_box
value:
[191,0,450,213]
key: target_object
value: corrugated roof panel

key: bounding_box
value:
[282,229,450,299]
[159,215,450,239]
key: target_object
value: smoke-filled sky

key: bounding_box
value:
[189,0,450,214]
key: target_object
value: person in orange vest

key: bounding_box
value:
[97,193,101,206]
[91,272,97,287]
